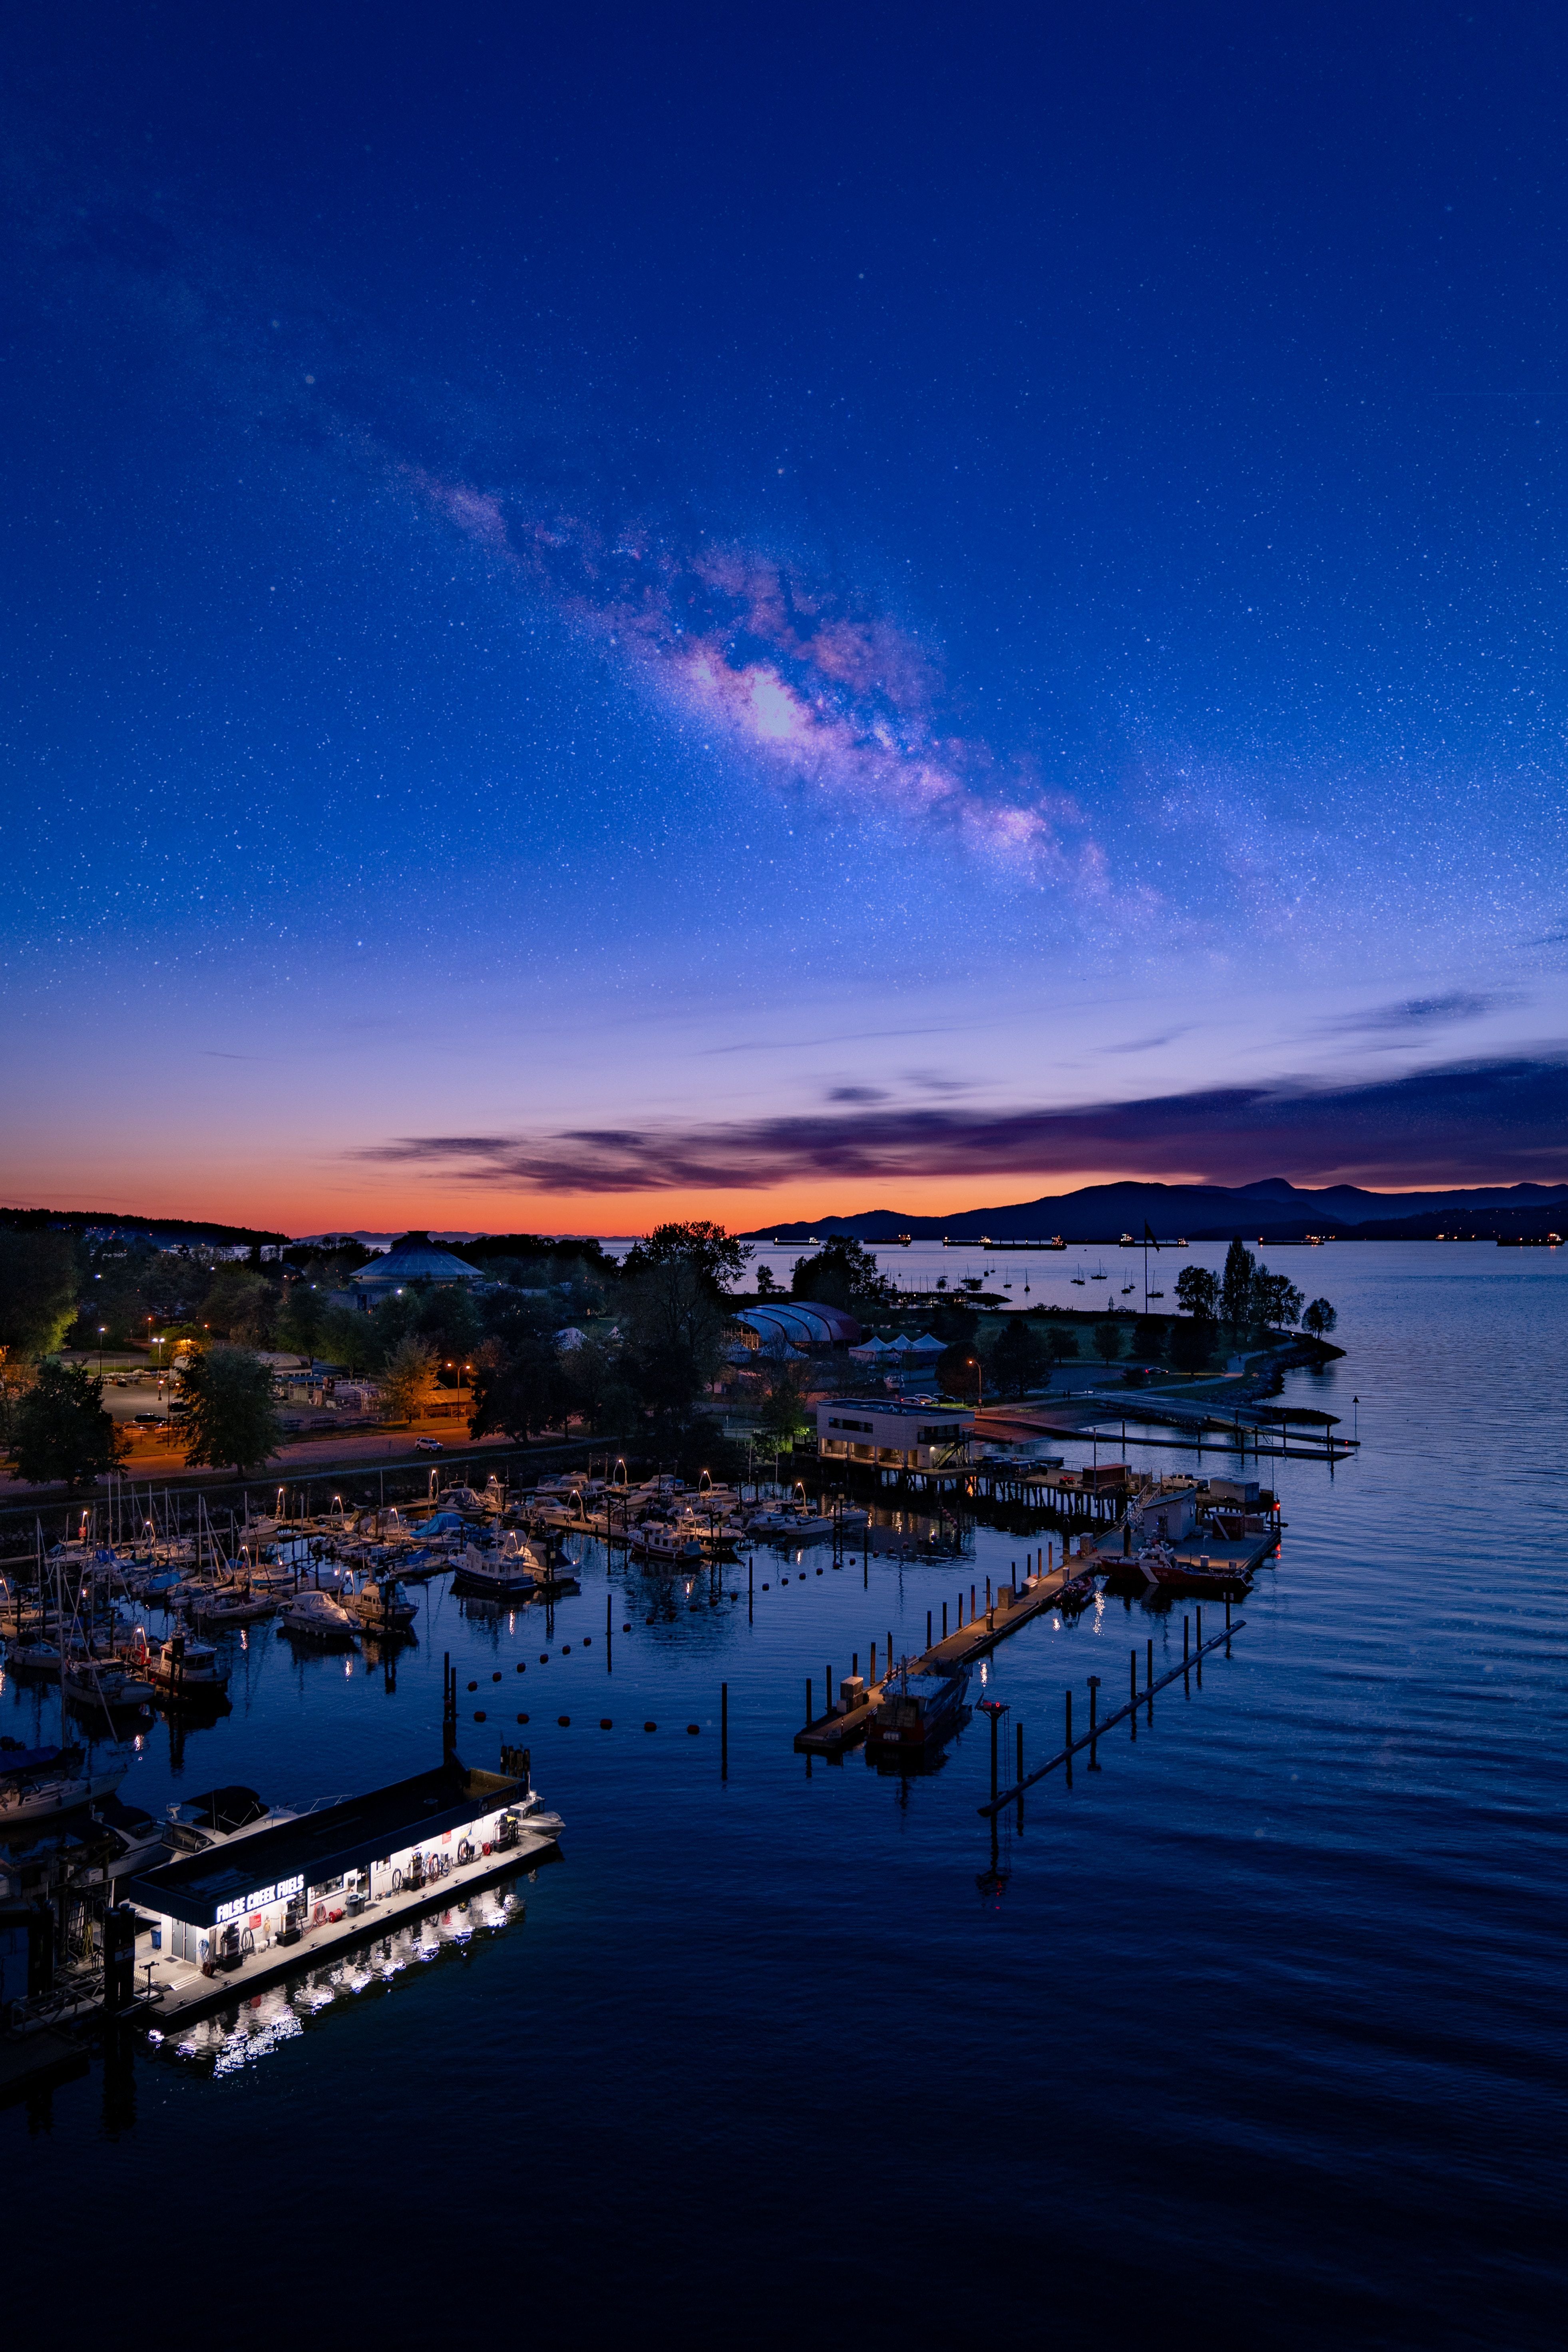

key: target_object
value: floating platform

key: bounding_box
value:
[792,1564,1084,1753]
[139,1821,562,2030]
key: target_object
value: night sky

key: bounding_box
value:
[5,4,1567,1231]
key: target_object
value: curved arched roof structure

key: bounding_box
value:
[735,1301,861,1351]
[349,1235,486,1295]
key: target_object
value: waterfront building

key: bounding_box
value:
[125,1754,529,1971]
[347,1232,486,1307]
[816,1396,974,1470]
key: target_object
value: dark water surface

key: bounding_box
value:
[6,1246,1565,2348]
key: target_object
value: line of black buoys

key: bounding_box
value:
[492,1670,502,1681]
[516,1662,525,1672]
[516,1712,528,1723]
[467,1679,478,1691]
[761,1583,769,1590]
[643,1720,657,1731]
[474,1709,486,1721]
[557,1714,570,1727]
[539,1653,549,1663]
[622,1622,631,1632]
[817,1567,824,1574]
[599,1717,612,1729]
[686,1723,700,1735]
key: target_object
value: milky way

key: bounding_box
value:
[415,474,1104,885]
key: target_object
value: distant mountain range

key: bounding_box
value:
[740,1178,1568,1246]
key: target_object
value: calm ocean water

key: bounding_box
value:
[5,1243,1564,2348]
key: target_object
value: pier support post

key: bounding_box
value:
[1131,1647,1138,1736]
[927,1609,933,1650]
[1088,1675,1101,1769]
[721,1682,728,1780]
[943,1603,948,1637]
[1065,1689,1073,1785]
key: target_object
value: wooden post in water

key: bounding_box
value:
[1146,1636,1154,1721]
[927,1609,932,1650]
[1130,1646,1138,1735]
[943,1602,948,1637]
[721,1682,728,1779]
[1088,1675,1101,1769]
[870,1642,877,1683]
[1065,1688,1073,1786]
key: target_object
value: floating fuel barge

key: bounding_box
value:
[123,1660,561,2027]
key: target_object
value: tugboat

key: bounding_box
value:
[865,1659,969,1757]
[141,1628,232,1704]
[1134,1542,1249,1599]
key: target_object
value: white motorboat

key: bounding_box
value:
[744,1507,835,1539]
[452,1539,545,1598]
[280,1589,359,1642]
[630,1522,704,1564]
[0,1742,128,1828]
[344,1574,419,1632]
[62,1656,155,1712]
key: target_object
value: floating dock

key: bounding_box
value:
[140,1827,561,2030]
[792,1560,1091,1753]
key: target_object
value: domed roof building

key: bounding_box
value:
[733,1301,861,1353]
[348,1232,487,1302]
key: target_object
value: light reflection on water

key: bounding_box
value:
[4,1245,1566,2347]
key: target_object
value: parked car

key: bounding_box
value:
[414,1437,445,1453]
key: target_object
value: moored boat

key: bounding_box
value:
[866,1661,969,1756]
[280,1589,359,1642]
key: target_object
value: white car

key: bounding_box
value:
[414,1437,445,1453]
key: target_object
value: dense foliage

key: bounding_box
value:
[5,1361,127,1492]
[178,1345,284,1475]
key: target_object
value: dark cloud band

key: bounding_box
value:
[358,1055,1568,1194]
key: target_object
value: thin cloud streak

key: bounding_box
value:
[359,1056,1568,1194]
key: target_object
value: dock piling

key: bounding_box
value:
[1088,1675,1102,1769]
[721,1681,728,1779]
[927,1609,933,1649]
[1065,1689,1073,1785]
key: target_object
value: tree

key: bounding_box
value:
[790,1236,894,1313]
[1043,1323,1078,1368]
[937,1343,983,1402]
[620,1256,728,1413]
[756,1364,812,1450]
[179,1345,282,1476]
[1253,1270,1304,1331]
[201,1266,279,1346]
[562,1336,628,1433]
[754,1262,778,1295]
[1132,1315,1166,1360]
[1092,1321,1123,1367]
[1175,1264,1220,1321]
[6,1361,126,1492]
[1169,1317,1216,1377]
[0,1228,80,1360]
[990,1316,1047,1399]
[318,1303,376,1376]
[470,1334,569,1442]
[621,1221,750,1294]
[1302,1297,1338,1338]
[379,1336,438,1425]
[1220,1240,1257,1331]
[277,1281,327,1358]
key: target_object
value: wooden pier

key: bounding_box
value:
[792,1560,1088,1753]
